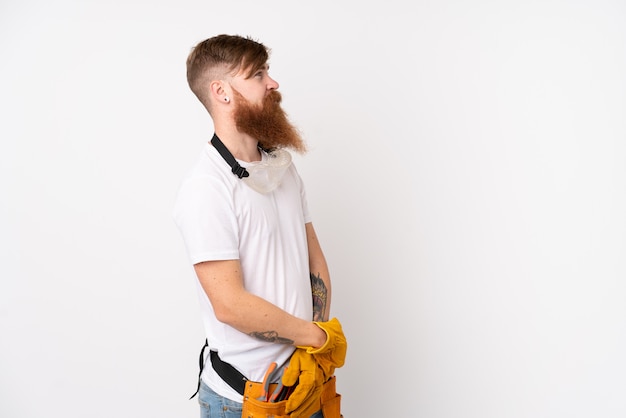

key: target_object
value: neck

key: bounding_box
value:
[213,125,261,162]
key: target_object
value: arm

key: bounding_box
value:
[194,259,327,348]
[306,222,331,322]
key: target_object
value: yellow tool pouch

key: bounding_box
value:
[242,380,289,418]
[242,376,342,418]
[319,376,342,418]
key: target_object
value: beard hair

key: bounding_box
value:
[232,89,307,153]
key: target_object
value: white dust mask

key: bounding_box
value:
[211,133,291,194]
[242,149,291,193]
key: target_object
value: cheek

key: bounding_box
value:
[254,92,268,105]
[237,90,263,106]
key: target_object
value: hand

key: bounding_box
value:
[302,317,347,381]
[281,348,323,417]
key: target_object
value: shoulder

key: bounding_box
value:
[173,145,236,213]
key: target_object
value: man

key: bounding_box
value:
[173,34,346,418]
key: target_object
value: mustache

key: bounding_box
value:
[247,90,282,112]
[265,90,282,104]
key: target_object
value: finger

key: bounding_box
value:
[287,381,323,417]
[282,355,302,387]
[285,381,314,414]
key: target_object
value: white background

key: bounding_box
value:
[1,1,625,417]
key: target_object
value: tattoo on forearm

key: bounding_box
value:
[248,331,294,344]
[310,272,328,322]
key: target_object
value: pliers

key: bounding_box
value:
[269,378,294,402]
[257,362,281,402]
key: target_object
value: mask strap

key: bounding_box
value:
[210,133,249,179]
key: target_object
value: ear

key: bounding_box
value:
[210,80,231,104]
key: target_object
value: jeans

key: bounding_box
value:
[199,380,324,418]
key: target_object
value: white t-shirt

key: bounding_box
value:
[173,142,313,402]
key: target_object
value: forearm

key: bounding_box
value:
[217,291,326,348]
[310,268,331,322]
[306,222,332,321]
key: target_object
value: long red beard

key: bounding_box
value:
[233,90,307,153]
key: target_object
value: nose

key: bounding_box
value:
[267,75,279,90]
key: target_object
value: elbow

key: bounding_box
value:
[212,301,240,326]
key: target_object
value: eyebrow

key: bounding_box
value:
[244,63,270,78]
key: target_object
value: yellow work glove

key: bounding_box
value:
[281,348,324,417]
[301,317,348,381]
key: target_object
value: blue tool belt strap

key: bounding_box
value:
[189,339,247,399]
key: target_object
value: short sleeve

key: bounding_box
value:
[173,175,240,265]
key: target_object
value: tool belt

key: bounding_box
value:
[189,340,247,398]
[190,339,342,417]
[242,375,342,418]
